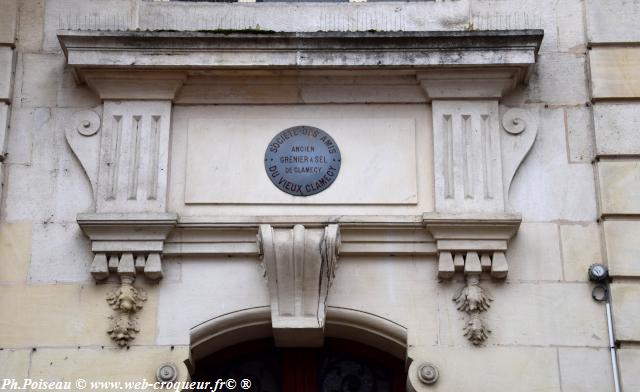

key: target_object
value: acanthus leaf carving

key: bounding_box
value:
[454,275,492,313]
[463,313,491,345]
[106,275,147,347]
[454,274,492,346]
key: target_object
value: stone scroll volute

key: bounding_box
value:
[500,105,540,210]
[65,108,103,198]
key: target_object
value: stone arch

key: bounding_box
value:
[189,305,408,366]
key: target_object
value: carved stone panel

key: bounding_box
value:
[97,101,172,213]
[432,101,504,213]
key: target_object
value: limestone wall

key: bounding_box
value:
[0,1,637,391]
[586,2,640,391]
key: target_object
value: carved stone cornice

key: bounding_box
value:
[58,29,543,71]
[77,212,178,281]
[58,30,542,101]
[423,213,520,279]
[258,223,340,347]
[165,215,433,257]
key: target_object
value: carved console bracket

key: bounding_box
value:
[258,224,341,347]
[424,213,520,345]
[417,47,539,346]
[78,213,176,346]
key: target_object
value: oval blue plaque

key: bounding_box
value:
[264,126,341,196]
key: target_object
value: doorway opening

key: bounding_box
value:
[191,338,406,392]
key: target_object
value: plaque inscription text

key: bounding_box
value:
[264,126,342,196]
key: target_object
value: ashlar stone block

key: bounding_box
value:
[0,102,8,152]
[590,47,640,100]
[0,282,157,348]
[157,257,269,346]
[593,103,640,156]
[471,0,585,53]
[566,105,595,163]
[0,222,32,283]
[528,53,588,104]
[328,256,439,348]
[407,346,560,392]
[558,347,614,392]
[0,47,15,101]
[586,0,640,43]
[597,160,640,215]
[507,223,563,281]
[30,346,190,384]
[508,109,597,221]
[28,223,93,283]
[18,53,62,107]
[603,220,640,277]
[560,223,603,282]
[0,349,30,380]
[610,283,640,343]
[437,281,607,347]
[619,348,640,392]
[16,0,45,52]
[0,0,18,44]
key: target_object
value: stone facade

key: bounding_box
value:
[0,1,638,391]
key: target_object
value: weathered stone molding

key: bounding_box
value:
[423,213,521,279]
[58,30,542,73]
[77,213,177,281]
[257,224,340,347]
[190,306,407,362]
[58,30,542,106]
[165,216,434,257]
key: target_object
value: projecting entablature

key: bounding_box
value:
[59,28,542,348]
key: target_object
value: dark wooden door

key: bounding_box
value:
[192,338,405,392]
